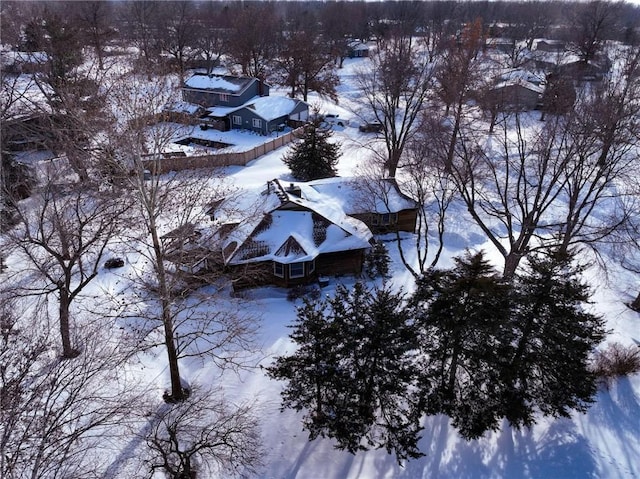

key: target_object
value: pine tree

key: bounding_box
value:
[282,121,340,181]
[410,251,607,439]
[267,283,423,461]
[502,253,606,427]
[410,251,513,439]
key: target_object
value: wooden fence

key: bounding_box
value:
[141,127,302,174]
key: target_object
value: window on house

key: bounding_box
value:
[375,213,398,225]
[309,260,315,274]
[289,262,304,278]
[252,118,262,128]
[219,93,230,102]
[232,115,242,125]
[273,262,284,278]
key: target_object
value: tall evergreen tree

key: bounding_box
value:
[267,283,423,461]
[410,251,513,440]
[411,251,607,439]
[502,253,606,427]
[282,121,340,181]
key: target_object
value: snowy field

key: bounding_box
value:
[6,55,640,479]
[104,58,640,478]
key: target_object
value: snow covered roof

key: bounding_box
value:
[164,100,204,115]
[348,41,369,51]
[205,101,255,118]
[499,69,545,86]
[493,77,544,94]
[0,50,47,66]
[183,73,253,93]
[2,75,53,121]
[243,96,305,122]
[218,179,372,265]
[305,177,417,215]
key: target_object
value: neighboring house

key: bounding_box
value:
[347,40,369,58]
[489,80,543,110]
[534,39,565,52]
[306,177,418,234]
[214,179,373,288]
[485,38,516,54]
[160,223,216,278]
[180,73,309,135]
[181,73,270,108]
[556,60,610,82]
[209,96,309,135]
[164,177,416,289]
[487,70,545,110]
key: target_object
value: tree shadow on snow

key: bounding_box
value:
[579,377,640,477]
[434,418,597,479]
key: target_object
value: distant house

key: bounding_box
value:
[489,80,543,110]
[181,73,270,108]
[208,96,309,135]
[347,41,369,58]
[485,38,516,54]
[534,39,565,52]
[487,70,545,110]
[556,60,609,82]
[0,50,48,74]
[214,179,373,288]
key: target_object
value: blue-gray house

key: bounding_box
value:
[182,73,270,108]
[220,96,309,135]
[181,73,309,135]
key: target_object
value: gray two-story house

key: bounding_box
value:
[181,73,309,135]
[182,73,270,108]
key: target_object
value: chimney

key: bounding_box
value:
[286,183,302,198]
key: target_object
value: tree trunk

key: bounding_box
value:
[150,219,187,402]
[59,286,77,358]
[503,252,522,280]
[630,291,640,312]
[387,149,402,178]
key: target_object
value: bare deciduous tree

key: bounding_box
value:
[157,1,198,80]
[566,0,619,65]
[109,77,259,402]
[356,28,434,178]
[143,386,262,479]
[434,18,486,172]
[277,19,339,102]
[77,0,116,71]
[227,3,280,81]
[5,162,129,357]
[449,114,573,278]
[0,294,139,479]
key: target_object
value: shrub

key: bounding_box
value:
[591,342,640,388]
[287,285,321,302]
[365,242,390,279]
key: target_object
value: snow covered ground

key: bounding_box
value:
[8,56,639,478]
[135,58,640,478]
